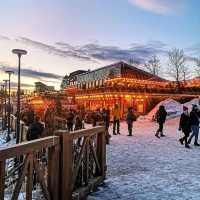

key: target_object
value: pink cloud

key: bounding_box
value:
[128,0,184,15]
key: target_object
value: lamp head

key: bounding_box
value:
[5,70,14,75]
[12,49,27,56]
[3,79,9,83]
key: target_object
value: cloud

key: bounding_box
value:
[59,40,167,64]
[0,62,63,80]
[128,0,184,15]
[17,37,92,61]
[0,35,10,40]
[15,37,167,64]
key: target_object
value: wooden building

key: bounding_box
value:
[64,62,200,115]
[64,62,177,115]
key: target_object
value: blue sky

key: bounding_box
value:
[0,0,200,89]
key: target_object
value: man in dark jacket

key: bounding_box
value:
[126,107,136,136]
[66,109,74,132]
[155,105,167,138]
[179,106,191,148]
[188,105,200,146]
[27,116,44,141]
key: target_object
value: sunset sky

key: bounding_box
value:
[0,0,200,90]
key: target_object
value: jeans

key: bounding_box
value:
[156,122,164,136]
[189,125,199,143]
[128,123,133,136]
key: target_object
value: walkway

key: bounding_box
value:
[88,118,200,200]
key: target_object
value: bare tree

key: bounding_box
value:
[144,55,161,76]
[168,48,188,89]
[195,58,200,76]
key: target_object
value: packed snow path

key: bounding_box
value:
[88,118,200,200]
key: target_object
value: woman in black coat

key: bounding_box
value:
[155,105,167,138]
[179,106,191,148]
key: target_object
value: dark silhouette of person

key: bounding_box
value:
[126,107,136,136]
[27,116,44,141]
[188,105,200,146]
[66,109,74,132]
[155,105,167,138]
[179,106,191,148]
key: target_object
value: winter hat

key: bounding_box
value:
[183,106,188,111]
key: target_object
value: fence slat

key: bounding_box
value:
[0,161,5,200]
[97,130,106,178]
[55,131,73,200]
[48,144,60,200]
[12,155,30,200]
[26,153,33,200]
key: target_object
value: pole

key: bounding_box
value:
[4,82,7,131]
[0,86,4,131]
[7,74,11,141]
[16,55,21,144]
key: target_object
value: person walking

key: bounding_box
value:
[112,104,120,135]
[102,107,111,143]
[188,105,200,146]
[126,107,136,136]
[26,116,44,189]
[27,116,44,141]
[91,110,98,127]
[179,106,191,148]
[74,112,83,131]
[44,105,55,136]
[155,105,167,138]
[66,109,74,132]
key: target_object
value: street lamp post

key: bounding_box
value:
[3,80,9,131]
[0,84,5,130]
[12,49,27,144]
[5,71,14,142]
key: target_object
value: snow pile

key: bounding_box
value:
[146,98,182,121]
[183,98,200,112]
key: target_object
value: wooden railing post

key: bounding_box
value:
[48,143,60,200]
[0,161,5,200]
[20,123,24,142]
[55,131,73,200]
[97,129,106,178]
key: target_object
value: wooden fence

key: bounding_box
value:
[10,114,29,142]
[0,125,106,200]
[0,136,60,200]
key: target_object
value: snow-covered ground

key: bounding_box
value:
[88,118,200,200]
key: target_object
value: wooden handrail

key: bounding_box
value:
[0,123,106,200]
[56,126,105,139]
[0,136,59,161]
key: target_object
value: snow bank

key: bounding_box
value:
[183,98,200,112]
[145,98,200,121]
[146,99,182,121]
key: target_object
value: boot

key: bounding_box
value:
[179,138,184,145]
[194,142,200,146]
[155,133,160,138]
[160,132,166,137]
[185,144,190,149]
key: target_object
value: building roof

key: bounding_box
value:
[75,61,167,83]
[69,70,87,77]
